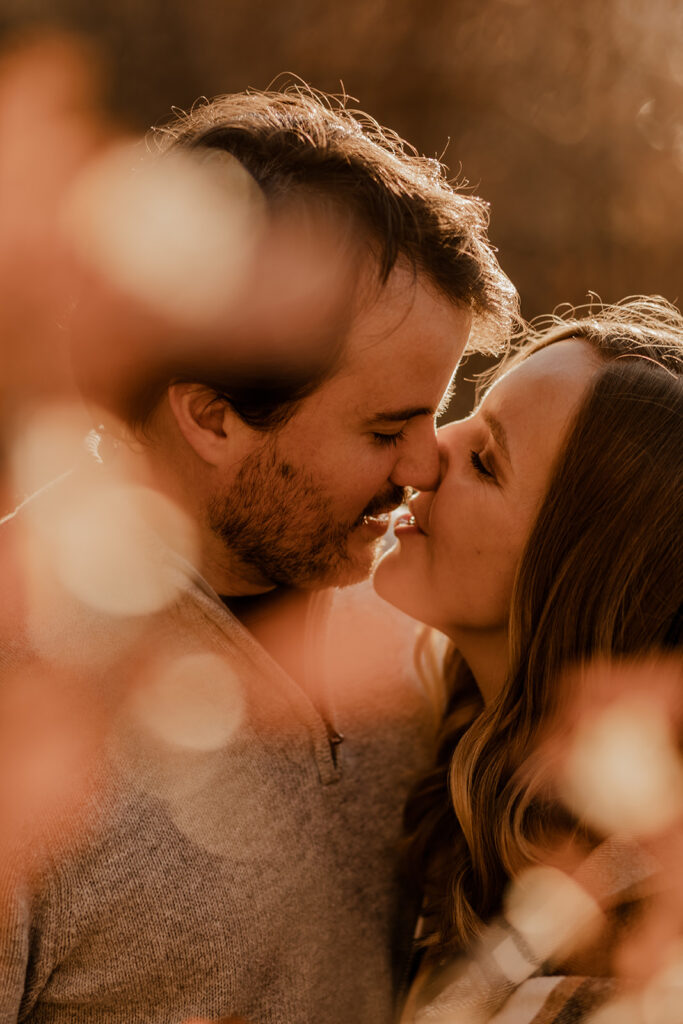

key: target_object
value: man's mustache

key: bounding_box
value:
[358,485,410,521]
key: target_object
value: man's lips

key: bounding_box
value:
[355,503,402,528]
[356,511,392,536]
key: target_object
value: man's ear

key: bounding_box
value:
[167,383,240,466]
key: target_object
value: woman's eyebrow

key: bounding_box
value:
[482,410,511,464]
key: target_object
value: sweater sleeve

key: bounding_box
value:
[0,860,29,1023]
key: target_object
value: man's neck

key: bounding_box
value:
[221,586,318,688]
[196,527,277,598]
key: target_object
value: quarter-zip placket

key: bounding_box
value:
[186,568,345,785]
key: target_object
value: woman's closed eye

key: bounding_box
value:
[470,449,495,480]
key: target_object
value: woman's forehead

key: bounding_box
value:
[489,339,598,402]
[482,340,599,452]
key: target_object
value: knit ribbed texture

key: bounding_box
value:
[0,484,434,1024]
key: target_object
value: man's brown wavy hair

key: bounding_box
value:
[131,85,518,430]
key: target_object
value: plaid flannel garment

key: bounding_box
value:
[403,838,659,1024]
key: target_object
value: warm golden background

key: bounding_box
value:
[2,0,682,413]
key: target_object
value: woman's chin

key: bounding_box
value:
[372,546,403,604]
[373,546,426,624]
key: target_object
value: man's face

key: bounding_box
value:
[209,265,472,589]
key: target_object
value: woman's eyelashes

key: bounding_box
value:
[469,449,495,480]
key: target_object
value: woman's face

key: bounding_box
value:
[374,339,599,641]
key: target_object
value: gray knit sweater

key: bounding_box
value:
[0,481,436,1024]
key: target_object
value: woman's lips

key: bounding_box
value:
[393,512,426,536]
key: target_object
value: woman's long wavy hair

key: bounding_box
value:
[405,296,683,956]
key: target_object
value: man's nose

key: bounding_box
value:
[389,424,441,492]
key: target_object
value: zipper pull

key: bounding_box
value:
[326,724,345,767]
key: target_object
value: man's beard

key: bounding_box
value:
[208,440,406,589]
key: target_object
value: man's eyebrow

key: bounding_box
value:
[364,405,433,423]
[482,410,511,464]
